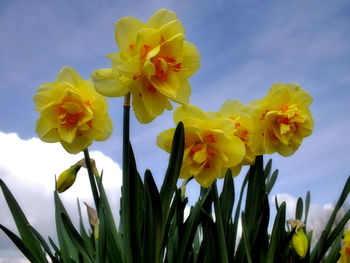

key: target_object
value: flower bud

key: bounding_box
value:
[291,228,308,258]
[56,165,81,193]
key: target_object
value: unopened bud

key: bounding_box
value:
[56,165,80,193]
[288,219,308,258]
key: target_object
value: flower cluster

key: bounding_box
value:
[92,9,200,123]
[158,83,314,187]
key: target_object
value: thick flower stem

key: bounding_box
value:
[122,92,132,263]
[83,148,99,210]
[212,180,229,263]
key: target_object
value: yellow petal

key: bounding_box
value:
[61,135,92,154]
[92,68,130,97]
[159,19,185,40]
[130,84,155,123]
[36,117,60,142]
[118,55,141,79]
[33,83,55,109]
[159,33,185,57]
[115,17,145,53]
[141,81,169,118]
[146,9,177,29]
[194,168,218,188]
[150,70,180,100]
[156,128,176,153]
[179,41,200,79]
[173,79,191,104]
[56,67,83,86]
[173,104,207,124]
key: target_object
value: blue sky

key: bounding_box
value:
[0,0,350,260]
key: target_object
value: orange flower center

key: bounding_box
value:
[58,99,89,128]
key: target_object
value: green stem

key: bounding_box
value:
[122,93,132,263]
[212,180,229,263]
[83,149,99,210]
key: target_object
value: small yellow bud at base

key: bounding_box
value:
[292,229,308,258]
[56,166,81,193]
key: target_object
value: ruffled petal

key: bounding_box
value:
[146,9,177,29]
[179,41,200,79]
[173,104,207,124]
[56,67,83,86]
[115,17,145,53]
[92,68,130,97]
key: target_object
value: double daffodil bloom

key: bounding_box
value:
[339,228,350,263]
[92,9,200,123]
[157,104,245,187]
[208,99,255,176]
[34,67,113,154]
[244,83,314,156]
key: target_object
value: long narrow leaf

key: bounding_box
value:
[160,122,185,218]
[60,212,94,263]
[0,179,48,262]
[0,224,40,263]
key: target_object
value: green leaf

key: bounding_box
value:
[304,191,311,226]
[266,202,287,263]
[96,201,107,263]
[311,175,350,262]
[160,122,185,219]
[219,169,234,234]
[241,212,253,263]
[54,191,76,263]
[144,169,163,263]
[212,181,228,263]
[29,225,60,263]
[77,200,94,254]
[0,179,48,262]
[176,188,211,263]
[266,169,278,195]
[96,175,124,263]
[324,232,342,263]
[264,159,272,180]
[296,197,303,220]
[0,224,41,263]
[60,212,94,263]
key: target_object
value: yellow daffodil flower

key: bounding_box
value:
[157,104,245,187]
[34,67,113,154]
[92,9,200,123]
[244,83,314,156]
[207,99,256,176]
[339,228,350,263]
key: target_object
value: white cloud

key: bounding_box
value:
[0,131,122,258]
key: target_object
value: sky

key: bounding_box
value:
[0,0,350,261]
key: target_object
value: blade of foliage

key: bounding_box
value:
[219,169,234,235]
[241,212,253,263]
[324,232,342,263]
[212,181,228,263]
[48,237,60,258]
[304,191,311,226]
[144,169,163,263]
[96,175,124,262]
[296,197,303,220]
[264,159,272,179]
[266,202,287,263]
[311,175,350,262]
[60,212,94,263]
[232,168,249,253]
[176,187,211,263]
[0,224,41,263]
[96,201,106,263]
[0,179,48,262]
[266,170,278,195]
[77,200,94,254]
[29,225,60,263]
[83,149,100,210]
[160,121,185,218]
[54,191,76,263]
